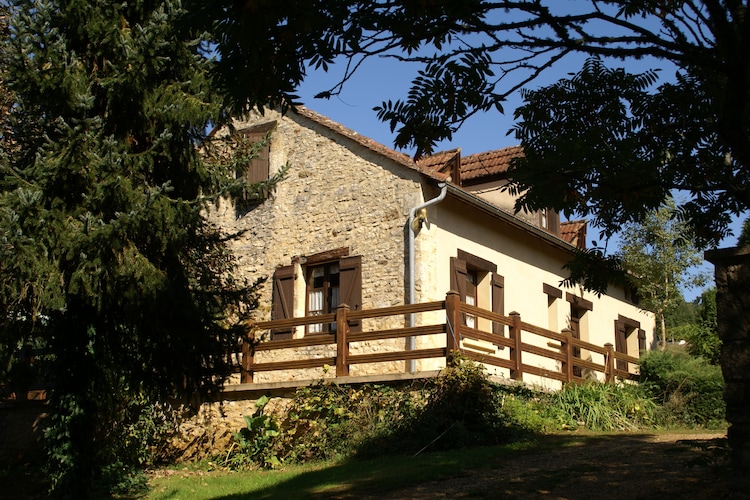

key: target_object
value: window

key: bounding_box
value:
[238,121,276,185]
[271,248,361,339]
[307,262,340,333]
[614,315,645,370]
[538,208,560,235]
[566,293,593,378]
[245,132,270,184]
[450,250,504,335]
[464,270,478,329]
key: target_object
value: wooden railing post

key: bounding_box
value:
[242,333,254,384]
[604,343,615,383]
[509,311,522,380]
[445,291,461,365]
[336,304,351,377]
[561,328,574,383]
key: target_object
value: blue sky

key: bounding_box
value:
[295,47,747,302]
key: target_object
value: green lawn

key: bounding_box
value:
[145,441,534,500]
[143,430,728,500]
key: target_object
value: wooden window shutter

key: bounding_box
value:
[271,265,295,339]
[638,329,646,351]
[614,319,627,370]
[449,257,468,300]
[548,210,560,236]
[450,257,469,327]
[491,273,505,335]
[339,255,362,332]
[245,132,270,184]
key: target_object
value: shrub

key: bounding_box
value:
[407,355,502,450]
[496,384,574,434]
[229,396,281,468]
[639,350,725,427]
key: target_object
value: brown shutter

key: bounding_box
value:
[548,210,560,236]
[450,257,468,327]
[638,329,646,352]
[450,257,468,300]
[246,133,270,184]
[491,273,505,335]
[271,265,295,339]
[339,255,362,332]
[614,319,627,370]
[571,316,582,377]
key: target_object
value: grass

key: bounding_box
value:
[141,429,730,500]
[144,441,533,500]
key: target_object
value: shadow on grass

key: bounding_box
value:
[196,433,730,500]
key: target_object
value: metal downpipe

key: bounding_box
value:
[407,182,448,372]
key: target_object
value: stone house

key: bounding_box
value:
[208,107,655,388]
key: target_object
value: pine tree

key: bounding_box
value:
[1,1,255,495]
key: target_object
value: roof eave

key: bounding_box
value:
[445,184,577,255]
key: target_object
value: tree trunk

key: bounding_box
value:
[705,245,750,495]
[659,311,667,352]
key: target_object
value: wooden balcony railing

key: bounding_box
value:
[241,291,640,386]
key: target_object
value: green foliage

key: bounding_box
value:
[496,384,575,433]
[374,50,502,154]
[222,381,426,468]
[549,382,657,431]
[665,296,698,331]
[42,385,184,495]
[229,396,281,469]
[511,53,745,253]
[223,358,724,470]
[639,350,725,428]
[739,217,750,247]
[617,199,705,347]
[405,355,503,451]
[1,1,262,495]
[684,289,721,364]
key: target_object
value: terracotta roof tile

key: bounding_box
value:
[460,145,524,183]
[416,148,460,181]
[560,220,587,249]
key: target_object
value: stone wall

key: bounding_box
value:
[208,109,425,382]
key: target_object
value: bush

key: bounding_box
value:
[43,389,183,497]
[405,355,502,450]
[639,350,725,428]
[497,384,574,434]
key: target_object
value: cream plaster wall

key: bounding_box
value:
[411,196,655,386]
[464,179,540,226]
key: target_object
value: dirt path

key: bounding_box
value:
[381,432,731,499]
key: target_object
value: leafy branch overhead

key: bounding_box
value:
[509,57,744,247]
[200,1,750,248]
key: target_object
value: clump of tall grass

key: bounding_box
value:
[548,381,657,431]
